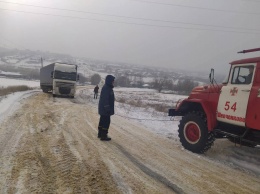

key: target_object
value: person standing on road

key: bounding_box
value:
[94,85,99,99]
[98,75,115,141]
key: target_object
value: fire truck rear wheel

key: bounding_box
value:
[178,111,215,153]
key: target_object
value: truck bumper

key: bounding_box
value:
[168,108,184,117]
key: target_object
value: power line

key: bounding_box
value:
[1,8,260,35]
[0,0,260,32]
[1,0,260,16]
[241,0,260,2]
[129,0,260,15]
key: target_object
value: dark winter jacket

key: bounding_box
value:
[94,86,99,93]
[245,72,253,84]
[98,75,115,116]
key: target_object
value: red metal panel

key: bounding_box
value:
[230,57,260,65]
[246,64,260,130]
[177,99,218,131]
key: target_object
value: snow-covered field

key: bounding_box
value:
[81,86,260,178]
[0,77,40,88]
[113,87,185,138]
[0,78,40,122]
[84,87,185,140]
[0,90,40,123]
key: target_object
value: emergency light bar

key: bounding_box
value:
[238,48,260,54]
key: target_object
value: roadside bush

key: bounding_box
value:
[0,85,32,96]
[128,99,143,107]
[117,97,126,103]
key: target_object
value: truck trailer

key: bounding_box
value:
[40,62,78,98]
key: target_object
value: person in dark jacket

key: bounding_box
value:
[245,66,254,84]
[94,85,99,99]
[98,75,115,141]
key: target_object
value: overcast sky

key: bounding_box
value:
[1,0,260,74]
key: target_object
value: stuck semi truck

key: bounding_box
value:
[169,48,260,153]
[40,62,78,98]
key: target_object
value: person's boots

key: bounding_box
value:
[100,135,111,141]
[100,131,111,141]
[97,127,102,138]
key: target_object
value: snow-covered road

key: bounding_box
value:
[0,86,259,193]
[0,90,40,123]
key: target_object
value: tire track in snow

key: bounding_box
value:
[114,143,185,194]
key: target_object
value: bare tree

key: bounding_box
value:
[174,79,198,95]
[152,76,171,93]
[115,76,130,87]
[78,73,88,84]
[90,74,101,85]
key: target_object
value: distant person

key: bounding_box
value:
[98,75,115,141]
[94,85,99,99]
[245,66,254,84]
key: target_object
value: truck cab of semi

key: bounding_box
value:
[52,63,78,98]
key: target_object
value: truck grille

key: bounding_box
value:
[56,82,74,87]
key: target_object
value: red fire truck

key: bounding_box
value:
[169,48,260,153]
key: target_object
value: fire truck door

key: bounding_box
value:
[246,66,260,129]
[217,65,255,127]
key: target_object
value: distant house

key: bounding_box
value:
[142,84,150,88]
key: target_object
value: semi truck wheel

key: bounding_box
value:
[178,112,215,153]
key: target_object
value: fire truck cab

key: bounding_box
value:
[169,48,260,153]
[217,58,260,130]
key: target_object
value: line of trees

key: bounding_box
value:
[86,73,199,94]
[150,77,198,95]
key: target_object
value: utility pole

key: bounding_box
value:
[41,57,43,68]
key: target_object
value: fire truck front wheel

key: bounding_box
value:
[178,111,215,153]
